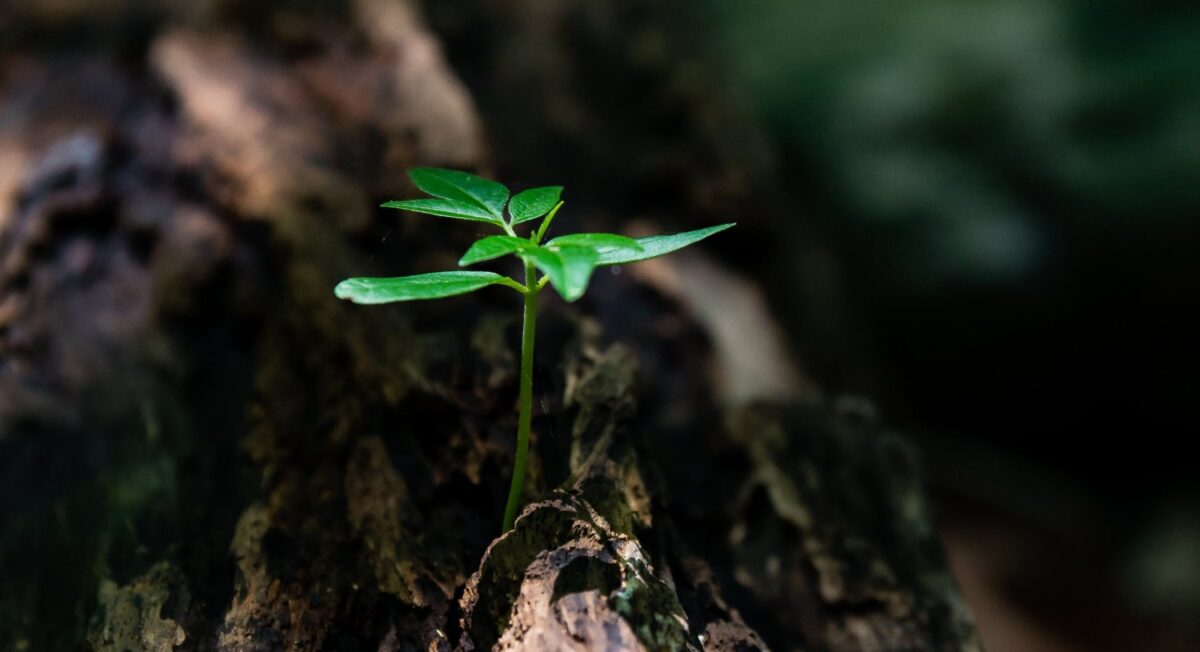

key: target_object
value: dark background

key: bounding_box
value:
[696,3,1200,648]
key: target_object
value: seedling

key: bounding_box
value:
[335,168,733,532]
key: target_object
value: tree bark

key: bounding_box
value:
[0,1,981,650]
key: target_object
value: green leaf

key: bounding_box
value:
[334,271,508,304]
[382,198,501,224]
[595,223,736,265]
[547,232,643,253]
[523,245,598,302]
[509,186,563,225]
[408,168,509,220]
[459,236,532,266]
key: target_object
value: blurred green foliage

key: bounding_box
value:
[697,0,1200,487]
[704,0,1200,285]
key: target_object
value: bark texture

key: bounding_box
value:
[1,1,980,650]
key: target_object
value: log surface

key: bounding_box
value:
[0,2,980,650]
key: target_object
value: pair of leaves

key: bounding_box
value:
[335,223,735,304]
[457,233,646,301]
[458,233,644,265]
[382,168,561,227]
[334,167,735,305]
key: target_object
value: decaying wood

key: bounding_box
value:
[1,1,980,650]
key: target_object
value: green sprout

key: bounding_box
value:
[335,168,733,532]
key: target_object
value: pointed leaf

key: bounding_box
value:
[459,236,532,266]
[335,271,507,304]
[409,168,509,220]
[595,223,736,265]
[523,245,597,302]
[382,198,501,224]
[509,186,563,225]
[547,233,643,253]
[554,245,599,301]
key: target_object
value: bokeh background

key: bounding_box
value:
[3,1,1198,651]
[688,2,1200,649]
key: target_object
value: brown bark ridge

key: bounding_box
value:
[0,1,981,650]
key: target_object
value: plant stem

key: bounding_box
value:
[502,261,538,532]
[533,201,564,244]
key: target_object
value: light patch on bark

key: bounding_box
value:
[88,562,187,652]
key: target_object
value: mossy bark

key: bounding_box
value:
[1,1,980,650]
